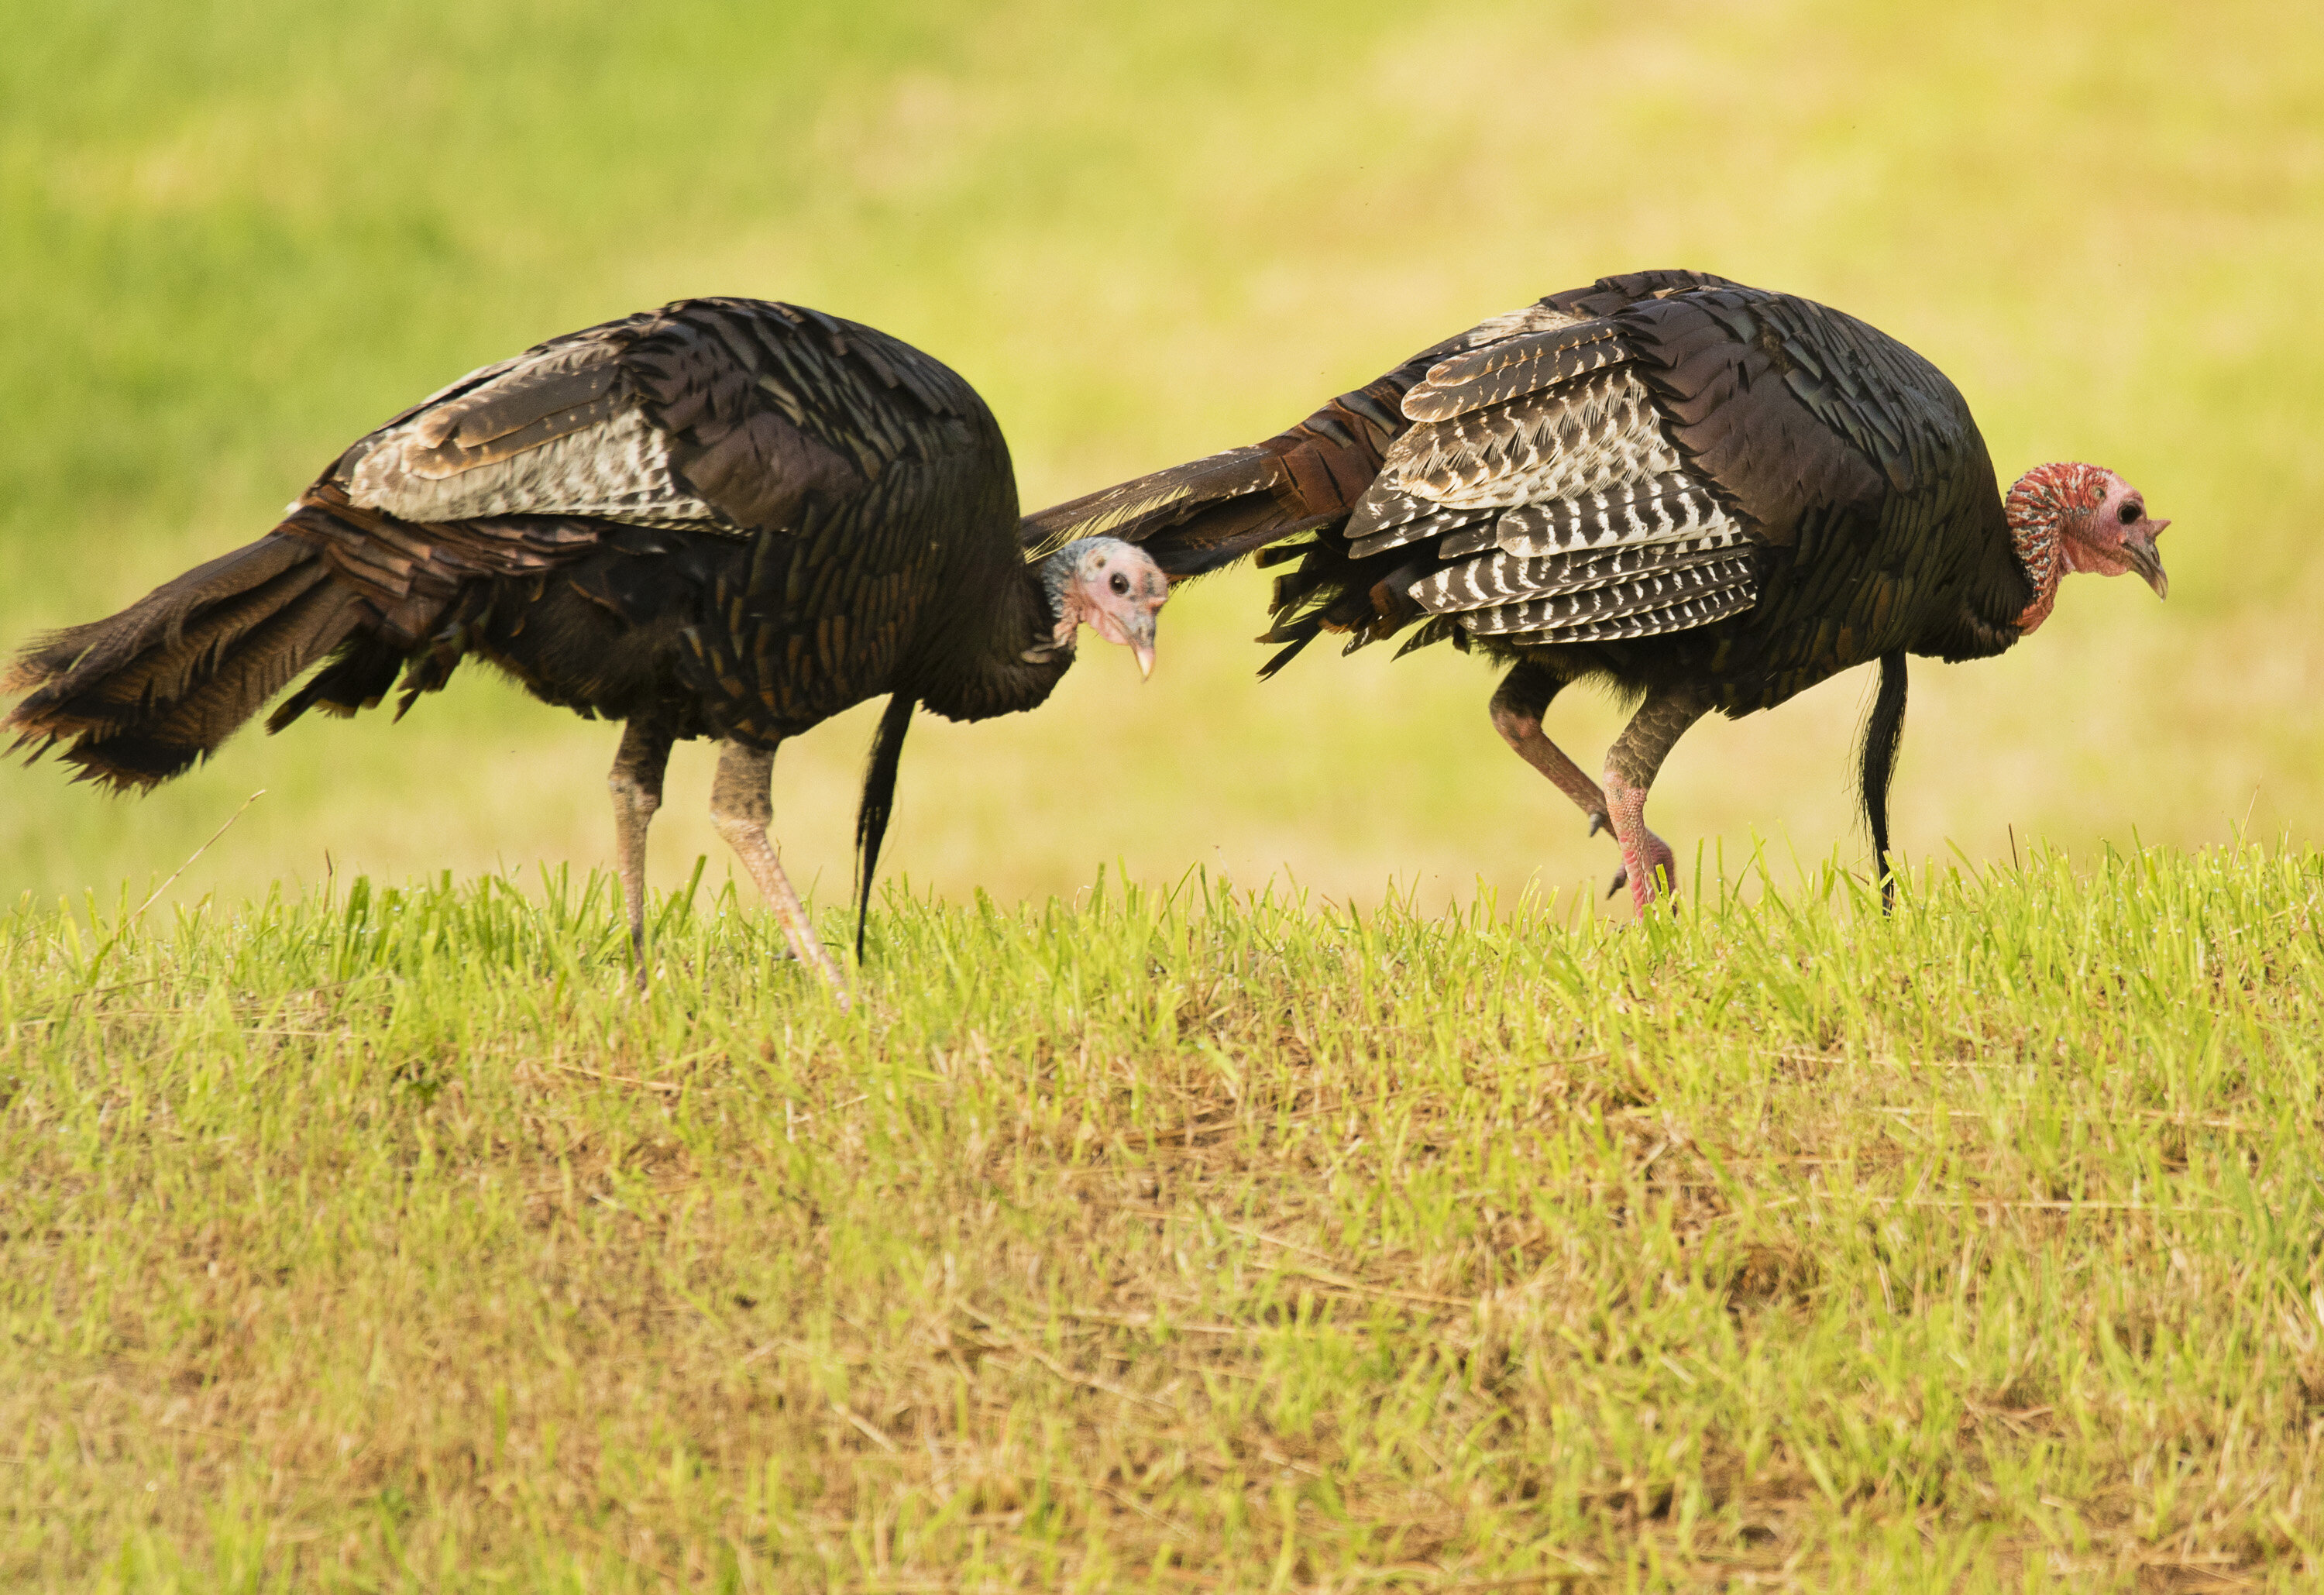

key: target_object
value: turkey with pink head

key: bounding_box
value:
[1025,270,2168,908]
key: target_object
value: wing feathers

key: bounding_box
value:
[1403,320,1625,422]
[1346,367,1685,558]
[1478,581,1758,645]
[411,360,621,458]
[1456,555,1756,637]
[1332,281,1783,655]
[350,404,718,527]
[341,298,982,540]
[1485,471,1741,558]
[1413,532,1751,615]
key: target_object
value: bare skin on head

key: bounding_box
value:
[1031,538,1170,678]
[2011,466,2170,633]
[1496,463,2169,915]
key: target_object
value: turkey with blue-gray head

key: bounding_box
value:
[5,298,1171,1000]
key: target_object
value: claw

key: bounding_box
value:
[1588,810,1610,838]
[1607,867,1628,899]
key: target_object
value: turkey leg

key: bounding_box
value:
[609,718,676,989]
[1489,663,1610,832]
[1603,684,1710,911]
[708,739,849,1005]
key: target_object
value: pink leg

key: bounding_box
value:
[1601,686,1708,913]
[1488,664,1610,830]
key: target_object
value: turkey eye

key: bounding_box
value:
[1109,572,1131,596]
[2119,500,2142,524]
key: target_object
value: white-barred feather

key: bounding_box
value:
[1411,531,1752,615]
[1463,583,1758,645]
[1391,370,1677,511]
[1430,473,1741,559]
[1452,556,1758,638]
[352,406,723,528]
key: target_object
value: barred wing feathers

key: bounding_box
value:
[297,299,997,700]
[1346,309,1762,650]
[5,298,1006,789]
[1311,273,2025,678]
[1019,299,1600,575]
[328,299,984,548]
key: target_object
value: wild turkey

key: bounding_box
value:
[5,297,1170,997]
[1026,269,2168,909]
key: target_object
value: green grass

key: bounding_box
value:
[6,849,2323,1590]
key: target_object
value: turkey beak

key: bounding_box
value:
[2123,522,2169,600]
[1129,614,1157,681]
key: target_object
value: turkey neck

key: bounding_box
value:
[911,545,1076,723]
[2006,461,2106,634]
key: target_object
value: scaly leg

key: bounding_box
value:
[1603,685,1710,912]
[707,738,849,1005]
[1489,662,1610,834]
[610,719,676,988]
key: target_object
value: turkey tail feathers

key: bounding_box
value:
[263,632,409,734]
[2,532,364,791]
[1254,614,1328,681]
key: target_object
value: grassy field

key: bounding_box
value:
[7,0,2324,1588]
[7,851,2323,1590]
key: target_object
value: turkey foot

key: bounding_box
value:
[609,718,676,991]
[709,739,850,1006]
[1489,664,1609,834]
[1600,822,1676,904]
[1603,685,1708,913]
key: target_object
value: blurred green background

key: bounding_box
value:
[3,0,2318,915]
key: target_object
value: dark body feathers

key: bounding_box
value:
[9,298,1067,785]
[1027,270,2033,716]
[8,301,1080,978]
